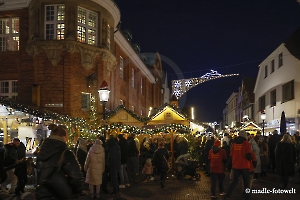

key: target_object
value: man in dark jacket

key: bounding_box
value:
[0,141,7,184]
[268,130,281,171]
[1,138,20,194]
[117,134,130,188]
[152,141,169,189]
[127,133,139,184]
[107,137,121,196]
[14,141,27,195]
[203,136,214,176]
[36,124,83,199]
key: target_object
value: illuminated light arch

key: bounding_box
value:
[171,70,239,99]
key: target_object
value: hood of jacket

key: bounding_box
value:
[233,136,247,144]
[37,135,68,162]
[90,143,104,154]
[212,146,221,154]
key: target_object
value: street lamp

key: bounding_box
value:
[98,81,110,139]
[261,111,266,137]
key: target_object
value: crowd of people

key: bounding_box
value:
[0,125,299,200]
[199,129,299,199]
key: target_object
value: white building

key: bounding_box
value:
[226,92,238,128]
[253,28,300,135]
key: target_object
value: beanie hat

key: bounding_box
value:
[239,130,247,139]
[214,140,221,147]
[95,139,103,145]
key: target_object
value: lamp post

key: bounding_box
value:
[98,81,110,140]
[261,111,266,137]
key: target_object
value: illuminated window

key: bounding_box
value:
[131,68,134,88]
[132,105,134,112]
[0,80,18,100]
[45,5,65,40]
[107,24,110,49]
[0,18,19,51]
[77,7,97,45]
[120,56,124,79]
[120,99,123,105]
[140,78,143,94]
[278,52,283,68]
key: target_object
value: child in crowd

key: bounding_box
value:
[142,158,153,183]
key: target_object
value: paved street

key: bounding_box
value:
[1,168,299,200]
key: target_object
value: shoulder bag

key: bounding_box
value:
[43,149,73,199]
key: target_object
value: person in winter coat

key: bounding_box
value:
[76,137,88,178]
[152,141,169,189]
[203,136,214,176]
[84,139,105,199]
[249,139,261,180]
[127,133,139,184]
[258,136,269,176]
[268,130,281,171]
[1,138,20,194]
[275,134,297,189]
[107,136,121,196]
[208,140,227,199]
[0,141,7,184]
[142,158,153,182]
[36,124,83,200]
[117,134,130,188]
[14,141,28,195]
[178,137,189,156]
[224,130,252,200]
[221,141,230,171]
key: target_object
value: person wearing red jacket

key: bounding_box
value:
[224,130,252,200]
[209,140,227,199]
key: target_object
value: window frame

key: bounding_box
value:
[44,5,65,40]
[0,18,19,51]
[140,78,143,94]
[131,68,135,88]
[259,95,265,112]
[120,56,124,79]
[77,6,98,45]
[270,89,276,107]
[271,59,275,73]
[278,52,283,68]
[282,80,294,103]
[0,80,18,99]
[81,92,91,110]
[264,65,268,78]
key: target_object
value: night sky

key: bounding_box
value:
[114,0,300,122]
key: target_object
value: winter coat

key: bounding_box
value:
[127,137,139,158]
[268,134,281,156]
[152,147,169,172]
[208,146,227,173]
[76,138,87,173]
[230,136,252,169]
[178,140,189,156]
[0,146,6,182]
[258,142,269,166]
[107,138,121,170]
[3,143,18,167]
[84,143,105,185]
[275,142,296,176]
[249,139,261,173]
[36,135,83,200]
[203,139,214,162]
[118,137,128,164]
[142,162,153,175]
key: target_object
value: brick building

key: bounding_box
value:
[0,0,166,120]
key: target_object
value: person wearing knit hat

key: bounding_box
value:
[224,130,252,200]
[209,140,227,198]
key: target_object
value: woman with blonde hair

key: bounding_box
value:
[275,134,297,189]
[36,124,84,199]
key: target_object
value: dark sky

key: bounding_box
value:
[114,0,300,122]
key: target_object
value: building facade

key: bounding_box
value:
[253,27,300,135]
[0,0,165,120]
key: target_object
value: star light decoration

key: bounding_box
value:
[171,70,239,99]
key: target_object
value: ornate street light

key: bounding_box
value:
[260,111,266,137]
[98,81,110,139]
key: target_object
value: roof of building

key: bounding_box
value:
[284,27,300,60]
